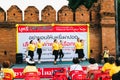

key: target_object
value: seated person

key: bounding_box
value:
[112,71,120,80]
[70,57,83,71]
[23,59,38,74]
[0,64,4,80]
[68,58,83,80]
[110,57,120,77]
[87,57,98,72]
[102,56,115,72]
[1,61,16,79]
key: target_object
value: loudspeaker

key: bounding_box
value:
[16,53,23,64]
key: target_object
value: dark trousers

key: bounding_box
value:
[59,49,64,58]
[28,50,34,60]
[53,50,59,61]
[76,49,84,59]
[37,48,42,60]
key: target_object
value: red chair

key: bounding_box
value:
[53,68,67,76]
[52,72,68,80]
[87,70,102,80]
[24,72,40,80]
[52,75,67,80]
[98,74,111,80]
[3,73,12,80]
[96,69,111,80]
[69,70,84,77]
[72,74,90,80]
[69,70,85,80]
[103,69,110,74]
[52,68,67,80]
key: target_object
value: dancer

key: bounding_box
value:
[27,40,36,60]
[59,40,64,62]
[75,38,85,61]
[52,39,59,65]
[36,38,44,63]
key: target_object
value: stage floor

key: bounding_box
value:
[12,60,103,68]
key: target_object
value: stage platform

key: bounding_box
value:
[12,60,95,68]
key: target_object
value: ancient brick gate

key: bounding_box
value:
[0,0,116,63]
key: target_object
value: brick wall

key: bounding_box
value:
[58,6,73,22]
[101,26,116,56]
[75,5,89,22]
[0,7,6,22]
[0,0,116,63]
[90,3,100,24]
[24,6,39,22]
[90,25,102,61]
[7,5,22,22]
[41,5,56,22]
[100,0,116,56]
[0,26,16,63]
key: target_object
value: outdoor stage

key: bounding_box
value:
[11,60,103,79]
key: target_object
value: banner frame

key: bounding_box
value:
[16,23,90,58]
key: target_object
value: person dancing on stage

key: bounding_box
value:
[52,39,59,65]
[27,40,36,60]
[59,40,64,62]
[75,38,85,61]
[36,38,44,63]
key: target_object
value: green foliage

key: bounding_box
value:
[67,0,82,11]
[67,0,97,11]
[118,0,120,3]
[83,0,97,9]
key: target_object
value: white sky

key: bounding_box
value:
[0,0,68,20]
[0,0,68,11]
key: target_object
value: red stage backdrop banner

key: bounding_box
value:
[16,24,90,61]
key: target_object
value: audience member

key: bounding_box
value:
[2,61,16,80]
[112,71,120,80]
[0,64,4,80]
[70,57,83,71]
[87,57,98,72]
[110,57,120,76]
[102,56,115,72]
[23,59,38,74]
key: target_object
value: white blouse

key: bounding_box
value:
[70,64,83,71]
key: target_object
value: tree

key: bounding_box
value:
[67,0,82,12]
[67,0,97,12]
